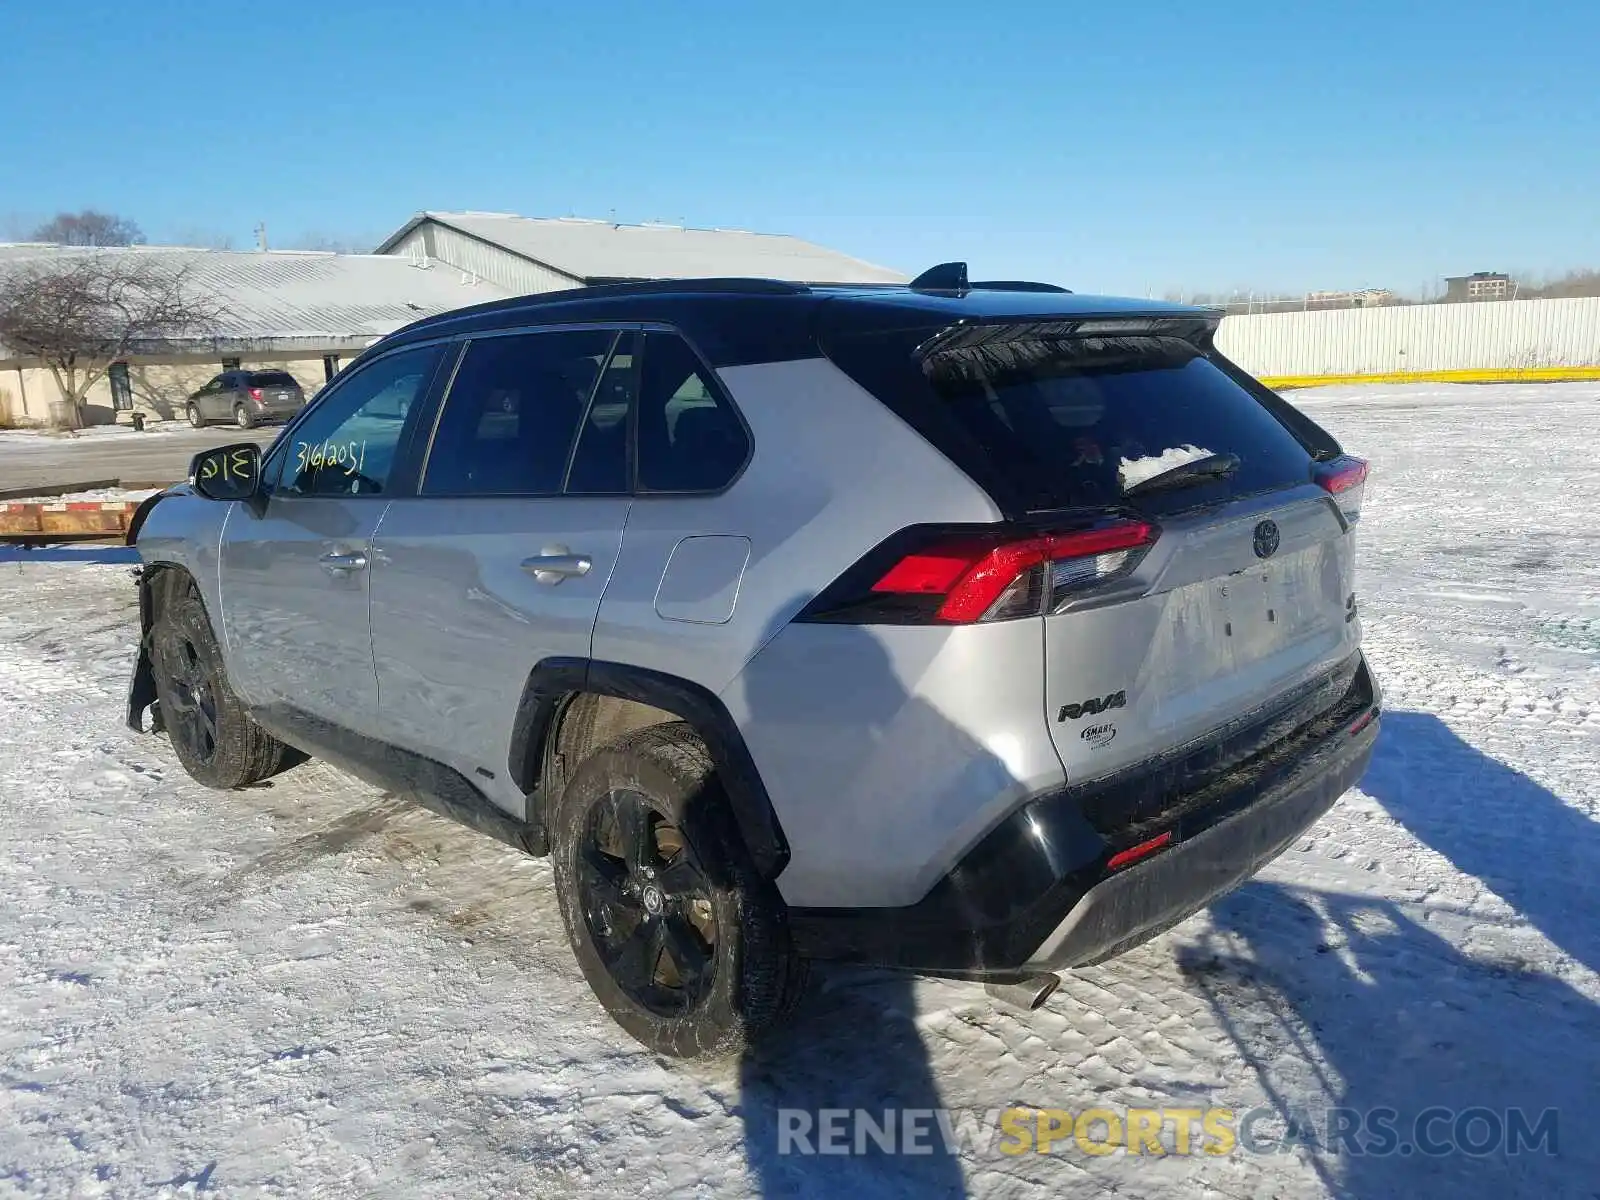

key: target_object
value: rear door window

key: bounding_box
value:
[422,328,617,496]
[827,329,1317,514]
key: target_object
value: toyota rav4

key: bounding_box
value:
[125,264,1380,1057]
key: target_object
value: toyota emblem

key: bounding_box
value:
[1253,520,1280,559]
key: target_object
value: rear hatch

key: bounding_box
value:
[248,370,303,414]
[821,316,1367,783]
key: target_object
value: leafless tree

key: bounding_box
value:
[0,254,218,427]
[1520,269,1600,300]
[29,210,146,247]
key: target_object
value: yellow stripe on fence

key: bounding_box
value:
[1261,366,1600,390]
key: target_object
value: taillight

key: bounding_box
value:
[1314,455,1368,523]
[249,387,263,401]
[801,519,1158,625]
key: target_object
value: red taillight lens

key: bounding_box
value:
[1313,455,1368,523]
[249,387,263,400]
[1315,455,1367,494]
[870,520,1157,623]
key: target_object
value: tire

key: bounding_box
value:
[234,403,256,430]
[149,576,287,789]
[551,723,808,1058]
[186,403,204,428]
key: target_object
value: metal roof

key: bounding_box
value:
[0,244,511,346]
[375,211,908,286]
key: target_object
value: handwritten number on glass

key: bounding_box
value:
[293,439,368,488]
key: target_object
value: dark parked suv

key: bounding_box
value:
[185,369,306,429]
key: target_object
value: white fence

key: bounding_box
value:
[1213,296,1600,385]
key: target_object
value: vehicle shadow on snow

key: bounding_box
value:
[1180,880,1598,1197]
[737,968,968,1197]
[1360,710,1600,979]
[732,609,976,1197]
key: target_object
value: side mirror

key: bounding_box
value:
[191,442,262,502]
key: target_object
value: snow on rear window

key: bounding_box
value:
[1118,443,1217,490]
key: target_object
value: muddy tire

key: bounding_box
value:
[551,722,808,1058]
[149,576,287,789]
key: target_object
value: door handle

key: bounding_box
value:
[320,551,369,573]
[520,551,592,584]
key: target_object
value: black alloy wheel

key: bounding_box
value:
[577,788,719,1017]
[156,625,220,766]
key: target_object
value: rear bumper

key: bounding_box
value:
[789,653,1380,977]
[1022,719,1371,969]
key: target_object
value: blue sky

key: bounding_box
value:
[2,0,1596,297]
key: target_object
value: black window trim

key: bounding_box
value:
[560,328,635,497]
[260,338,455,502]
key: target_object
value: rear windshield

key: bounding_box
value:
[826,329,1319,514]
[249,370,299,388]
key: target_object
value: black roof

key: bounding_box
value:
[375,270,1215,369]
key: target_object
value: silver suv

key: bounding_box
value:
[126,266,1380,1057]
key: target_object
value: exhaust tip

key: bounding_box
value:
[986,973,1061,1011]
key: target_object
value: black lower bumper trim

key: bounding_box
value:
[1024,729,1368,969]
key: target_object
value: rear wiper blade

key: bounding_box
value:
[1122,452,1241,498]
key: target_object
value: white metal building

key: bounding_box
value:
[0,245,509,426]
[374,211,908,295]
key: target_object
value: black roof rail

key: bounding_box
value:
[971,280,1072,294]
[393,276,812,336]
[907,262,1070,294]
[571,276,810,297]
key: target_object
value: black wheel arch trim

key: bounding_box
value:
[509,657,791,880]
[127,558,194,735]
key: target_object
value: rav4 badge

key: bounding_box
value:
[1057,690,1127,722]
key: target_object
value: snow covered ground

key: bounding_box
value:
[0,488,163,506]
[2,382,1598,1198]
[0,423,189,445]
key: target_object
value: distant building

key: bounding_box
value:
[373,211,906,294]
[1445,272,1512,301]
[1304,288,1395,309]
[0,244,505,426]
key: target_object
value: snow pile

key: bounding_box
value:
[0,486,163,505]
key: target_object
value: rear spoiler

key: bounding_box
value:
[913,314,1223,362]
